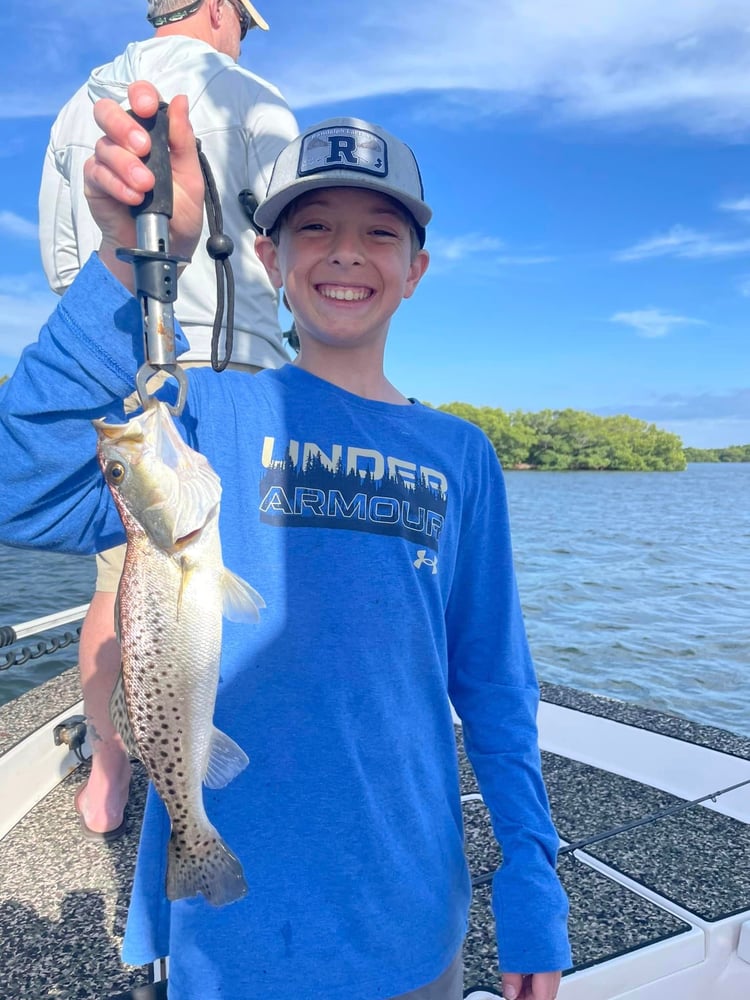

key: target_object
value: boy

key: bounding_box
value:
[0,83,570,999]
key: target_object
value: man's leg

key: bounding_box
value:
[75,548,131,836]
[391,950,464,1000]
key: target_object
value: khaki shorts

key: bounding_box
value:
[95,360,260,593]
[392,949,463,999]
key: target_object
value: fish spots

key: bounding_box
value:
[99,402,251,905]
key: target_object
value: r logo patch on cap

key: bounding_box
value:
[298,126,388,179]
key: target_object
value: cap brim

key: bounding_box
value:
[255,175,432,233]
[239,0,269,30]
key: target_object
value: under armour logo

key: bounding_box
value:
[414,550,438,574]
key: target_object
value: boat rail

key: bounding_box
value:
[0,604,89,670]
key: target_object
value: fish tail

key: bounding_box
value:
[166,828,248,907]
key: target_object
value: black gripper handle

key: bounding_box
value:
[127,101,173,219]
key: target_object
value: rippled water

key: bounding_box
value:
[505,463,750,738]
[0,464,748,737]
[0,547,94,704]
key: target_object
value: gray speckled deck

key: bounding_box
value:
[1,670,749,998]
[0,667,82,756]
[457,734,699,991]
[540,681,750,760]
[0,759,151,999]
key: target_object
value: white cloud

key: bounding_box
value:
[595,389,750,446]
[610,308,705,338]
[427,233,554,270]
[720,196,750,214]
[658,417,750,448]
[428,234,506,263]
[598,387,750,420]
[0,212,38,241]
[494,254,556,266]
[616,224,750,261]
[0,279,58,368]
[5,2,750,138]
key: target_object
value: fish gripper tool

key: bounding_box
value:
[116,101,190,416]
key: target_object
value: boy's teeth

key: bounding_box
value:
[320,286,369,301]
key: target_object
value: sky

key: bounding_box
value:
[1,0,749,448]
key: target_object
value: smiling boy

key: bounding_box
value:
[255,184,427,400]
[0,84,570,999]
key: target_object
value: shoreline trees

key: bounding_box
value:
[437,404,689,471]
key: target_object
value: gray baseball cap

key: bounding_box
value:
[254,117,432,246]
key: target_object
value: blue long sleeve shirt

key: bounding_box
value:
[0,255,571,998]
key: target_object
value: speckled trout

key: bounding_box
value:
[93,401,264,906]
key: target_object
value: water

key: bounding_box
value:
[0,547,94,704]
[505,463,750,739]
[0,464,748,737]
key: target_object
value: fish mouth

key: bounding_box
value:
[93,416,149,443]
[93,402,223,552]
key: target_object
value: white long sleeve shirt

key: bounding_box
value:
[38,35,299,368]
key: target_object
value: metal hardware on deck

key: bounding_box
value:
[52,715,88,763]
[0,629,82,672]
[0,605,89,671]
[0,625,17,648]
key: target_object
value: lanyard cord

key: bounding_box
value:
[196,138,235,371]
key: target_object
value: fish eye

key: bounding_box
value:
[106,461,126,487]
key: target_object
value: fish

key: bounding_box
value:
[93,400,265,907]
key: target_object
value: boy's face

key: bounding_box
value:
[255,187,429,355]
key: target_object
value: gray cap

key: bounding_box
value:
[254,117,432,246]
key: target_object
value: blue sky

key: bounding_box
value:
[1,0,749,447]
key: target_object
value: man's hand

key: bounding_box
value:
[83,81,204,291]
[502,970,562,1000]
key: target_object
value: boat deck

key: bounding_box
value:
[1,671,749,999]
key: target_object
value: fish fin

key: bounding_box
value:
[166,827,248,907]
[203,726,249,789]
[221,569,266,624]
[108,670,141,761]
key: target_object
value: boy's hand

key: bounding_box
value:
[502,970,562,999]
[83,81,204,291]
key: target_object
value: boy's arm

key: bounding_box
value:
[446,436,571,977]
[0,82,203,554]
[0,256,148,553]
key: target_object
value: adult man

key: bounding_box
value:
[38,0,298,837]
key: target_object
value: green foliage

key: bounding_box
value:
[0,374,8,387]
[437,403,688,471]
[684,444,750,463]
